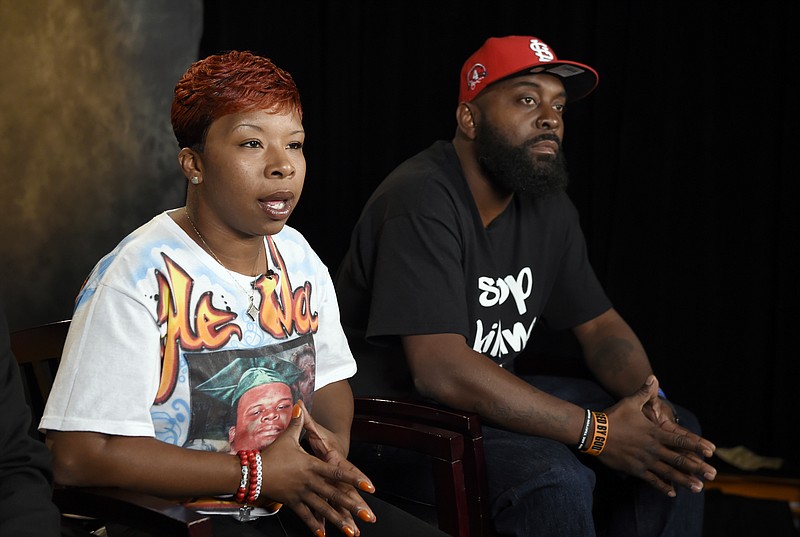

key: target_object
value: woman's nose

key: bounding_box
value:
[264,148,295,179]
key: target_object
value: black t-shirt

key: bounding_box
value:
[336,140,611,368]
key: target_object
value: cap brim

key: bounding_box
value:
[510,60,599,101]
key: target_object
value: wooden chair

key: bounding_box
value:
[13,319,489,536]
[352,397,492,537]
[346,335,493,537]
[12,319,214,537]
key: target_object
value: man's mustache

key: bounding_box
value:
[524,133,561,150]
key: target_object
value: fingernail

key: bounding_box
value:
[358,508,374,522]
[342,526,355,537]
[705,470,716,480]
[293,403,302,418]
[358,480,375,493]
[315,530,325,537]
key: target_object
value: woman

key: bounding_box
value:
[40,51,447,537]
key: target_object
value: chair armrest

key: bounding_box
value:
[53,487,213,537]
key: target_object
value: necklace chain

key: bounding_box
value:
[184,207,261,321]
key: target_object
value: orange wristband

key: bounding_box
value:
[580,411,608,456]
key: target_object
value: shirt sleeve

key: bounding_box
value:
[39,283,162,437]
[364,184,472,342]
[310,264,357,390]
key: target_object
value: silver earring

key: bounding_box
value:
[190,176,200,185]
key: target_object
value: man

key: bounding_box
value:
[335,35,717,536]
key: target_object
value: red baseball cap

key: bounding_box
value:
[458,36,599,103]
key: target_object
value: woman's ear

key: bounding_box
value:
[178,147,203,184]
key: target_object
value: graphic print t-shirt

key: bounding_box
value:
[40,211,355,515]
[336,140,611,367]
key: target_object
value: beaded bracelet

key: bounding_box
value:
[576,408,593,451]
[247,451,263,503]
[580,411,609,456]
[235,450,252,502]
[236,450,262,504]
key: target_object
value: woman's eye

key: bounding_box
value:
[554,104,566,113]
[287,141,304,150]
[242,140,262,148]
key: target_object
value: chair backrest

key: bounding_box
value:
[11,319,70,440]
[11,319,213,537]
[353,397,492,537]
[346,335,493,536]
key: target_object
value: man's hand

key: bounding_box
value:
[600,376,717,497]
[642,378,678,426]
[260,402,376,537]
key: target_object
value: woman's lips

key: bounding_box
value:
[259,196,293,219]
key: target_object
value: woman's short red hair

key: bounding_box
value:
[171,50,302,149]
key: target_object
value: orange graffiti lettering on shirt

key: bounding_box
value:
[255,236,319,337]
[154,253,241,404]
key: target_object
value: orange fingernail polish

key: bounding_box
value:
[315,529,325,537]
[342,526,355,537]
[293,403,302,418]
[357,480,375,493]
[358,508,374,522]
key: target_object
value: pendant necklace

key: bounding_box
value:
[184,207,262,321]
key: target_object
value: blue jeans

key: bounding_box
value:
[484,375,704,537]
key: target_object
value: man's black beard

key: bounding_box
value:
[475,122,569,197]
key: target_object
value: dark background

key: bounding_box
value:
[2,0,797,470]
[198,0,800,463]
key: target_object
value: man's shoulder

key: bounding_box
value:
[370,141,466,208]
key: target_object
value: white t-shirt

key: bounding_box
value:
[40,211,356,451]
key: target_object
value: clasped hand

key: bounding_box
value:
[600,376,717,497]
[256,401,376,537]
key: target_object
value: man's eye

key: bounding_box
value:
[554,104,566,113]
[521,97,537,105]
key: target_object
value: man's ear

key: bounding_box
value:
[178,147,203,182]
[228,425,236,445]
[456,103,478,139]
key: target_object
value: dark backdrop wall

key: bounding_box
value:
[1,0,797,466]
[198,0,800,462]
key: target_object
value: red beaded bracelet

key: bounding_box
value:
[247,450,262,503]
[236,450,262,504]
[235,450,252,503]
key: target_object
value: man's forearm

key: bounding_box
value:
[574,308,654,397]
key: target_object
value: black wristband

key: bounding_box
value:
[576,408,592,451]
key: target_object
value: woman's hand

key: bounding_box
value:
[259,402,376,537]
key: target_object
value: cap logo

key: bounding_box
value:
[466,63,488,92]
[529,39,555,63]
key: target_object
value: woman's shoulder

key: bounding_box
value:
[78,211,191,292]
